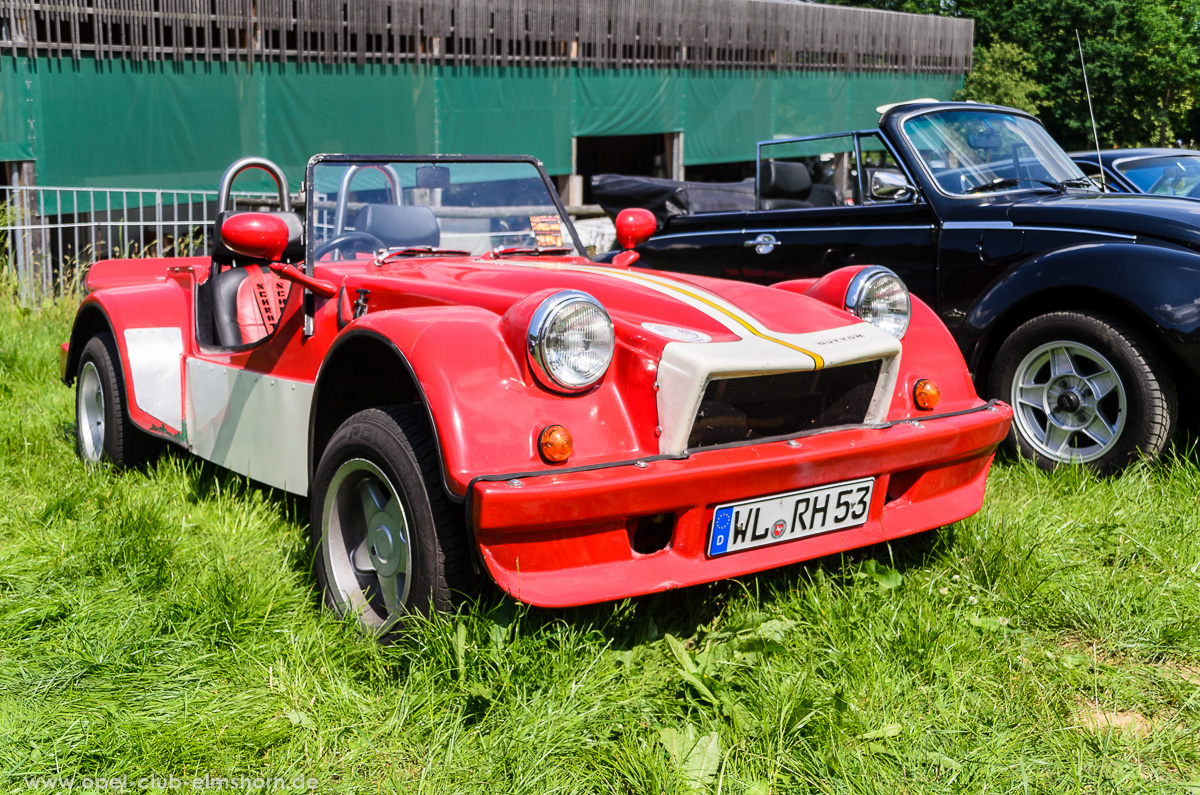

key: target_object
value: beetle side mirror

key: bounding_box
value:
[615,208,657,249]
[869,170,916,202]
[220,212,290,262]
[611,208,657,268]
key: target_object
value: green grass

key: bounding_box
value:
[2,291,1200,793]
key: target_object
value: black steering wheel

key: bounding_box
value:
[313,231,386,261]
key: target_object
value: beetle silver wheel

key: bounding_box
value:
[77,360,106,463]
[1010,340,1127,464]
[322,458,413,632]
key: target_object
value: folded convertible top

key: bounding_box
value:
[591,174,757,226]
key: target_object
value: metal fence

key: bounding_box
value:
[0,183,609,304]
[0,0,974,74]
[1,185,274,304]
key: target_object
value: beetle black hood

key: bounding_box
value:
[1007,193,1200,248]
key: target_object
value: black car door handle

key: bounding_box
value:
[744,234,780,254]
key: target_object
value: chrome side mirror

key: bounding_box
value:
[869,170,916,202]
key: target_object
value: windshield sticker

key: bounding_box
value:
[530,216,563,248]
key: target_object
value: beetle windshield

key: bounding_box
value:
[902,109,1093,196]
[309,159,581,257]
[1116,155,1200,197]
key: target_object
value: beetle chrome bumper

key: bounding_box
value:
[470,402,1013,607]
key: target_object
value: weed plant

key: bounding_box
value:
[1,289,1199,793]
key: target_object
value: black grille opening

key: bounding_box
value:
[628,513,676,554]
[687,360,883,449]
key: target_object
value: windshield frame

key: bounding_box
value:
[754,129,924,209]
[303,153,584,269]
[895,106,1091,200]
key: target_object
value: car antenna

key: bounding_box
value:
[1076,29,1105,188]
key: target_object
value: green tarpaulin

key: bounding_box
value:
[0,56,961,189]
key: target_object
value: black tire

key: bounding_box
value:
[988,311,1176,474]
[310,406,471,632]
[75,333,153,467]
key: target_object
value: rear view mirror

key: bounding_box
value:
[968,132,1002,150]
[869,170,916,202]
[416,165,451,189]
[220,213,290,262]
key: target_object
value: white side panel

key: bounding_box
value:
[184,359,313,494]
[123,327,184,430]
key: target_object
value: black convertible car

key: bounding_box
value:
[594,101,1200,473]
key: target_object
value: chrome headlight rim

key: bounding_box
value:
[527,289,615,394]
[845,265,911,339]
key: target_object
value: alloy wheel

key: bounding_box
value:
[77,360,106,463]
[321,458,413,632]
[1010,341,1126,463]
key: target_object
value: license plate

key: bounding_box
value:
[707,477,875,557]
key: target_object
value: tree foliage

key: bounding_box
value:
[954,42,1043,114]
[835,0,1200,147]
[962,0,1200,147]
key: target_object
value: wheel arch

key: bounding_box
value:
[970,286,1173,390]
[965,244,1200,394]
[308,329,454,501]
[63,302,116,385]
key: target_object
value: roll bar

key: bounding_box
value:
[216,157,292,213]
[332,164,403,235]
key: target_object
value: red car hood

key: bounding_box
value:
[327,254,862,347]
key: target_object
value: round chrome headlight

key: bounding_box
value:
[527,290,615,392]
[845,266,911,339]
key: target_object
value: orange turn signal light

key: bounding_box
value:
[538,424,574,463]
[913,379,941,411]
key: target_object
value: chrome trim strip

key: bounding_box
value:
[940,221,1136,240]
[1018,226,1136,240]
[653,225,934,242]
[941,221,1013,230]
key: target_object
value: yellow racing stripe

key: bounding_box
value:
[562,262,827,369]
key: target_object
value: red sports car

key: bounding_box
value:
[61,153,1011,632]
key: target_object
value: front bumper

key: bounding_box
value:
[470,401,1013,607]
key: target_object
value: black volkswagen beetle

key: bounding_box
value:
[596,101,1200,473]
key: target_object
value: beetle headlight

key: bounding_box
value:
[527,290,615,392]
[845,266,911,339]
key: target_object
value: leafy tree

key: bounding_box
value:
[954,42,1043,113]
[836,0,1200,146]
[958,0,1200,146]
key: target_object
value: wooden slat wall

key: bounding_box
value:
[0,0,974,73]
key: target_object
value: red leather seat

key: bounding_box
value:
[211,265,292,347]
[235,266,291,344]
